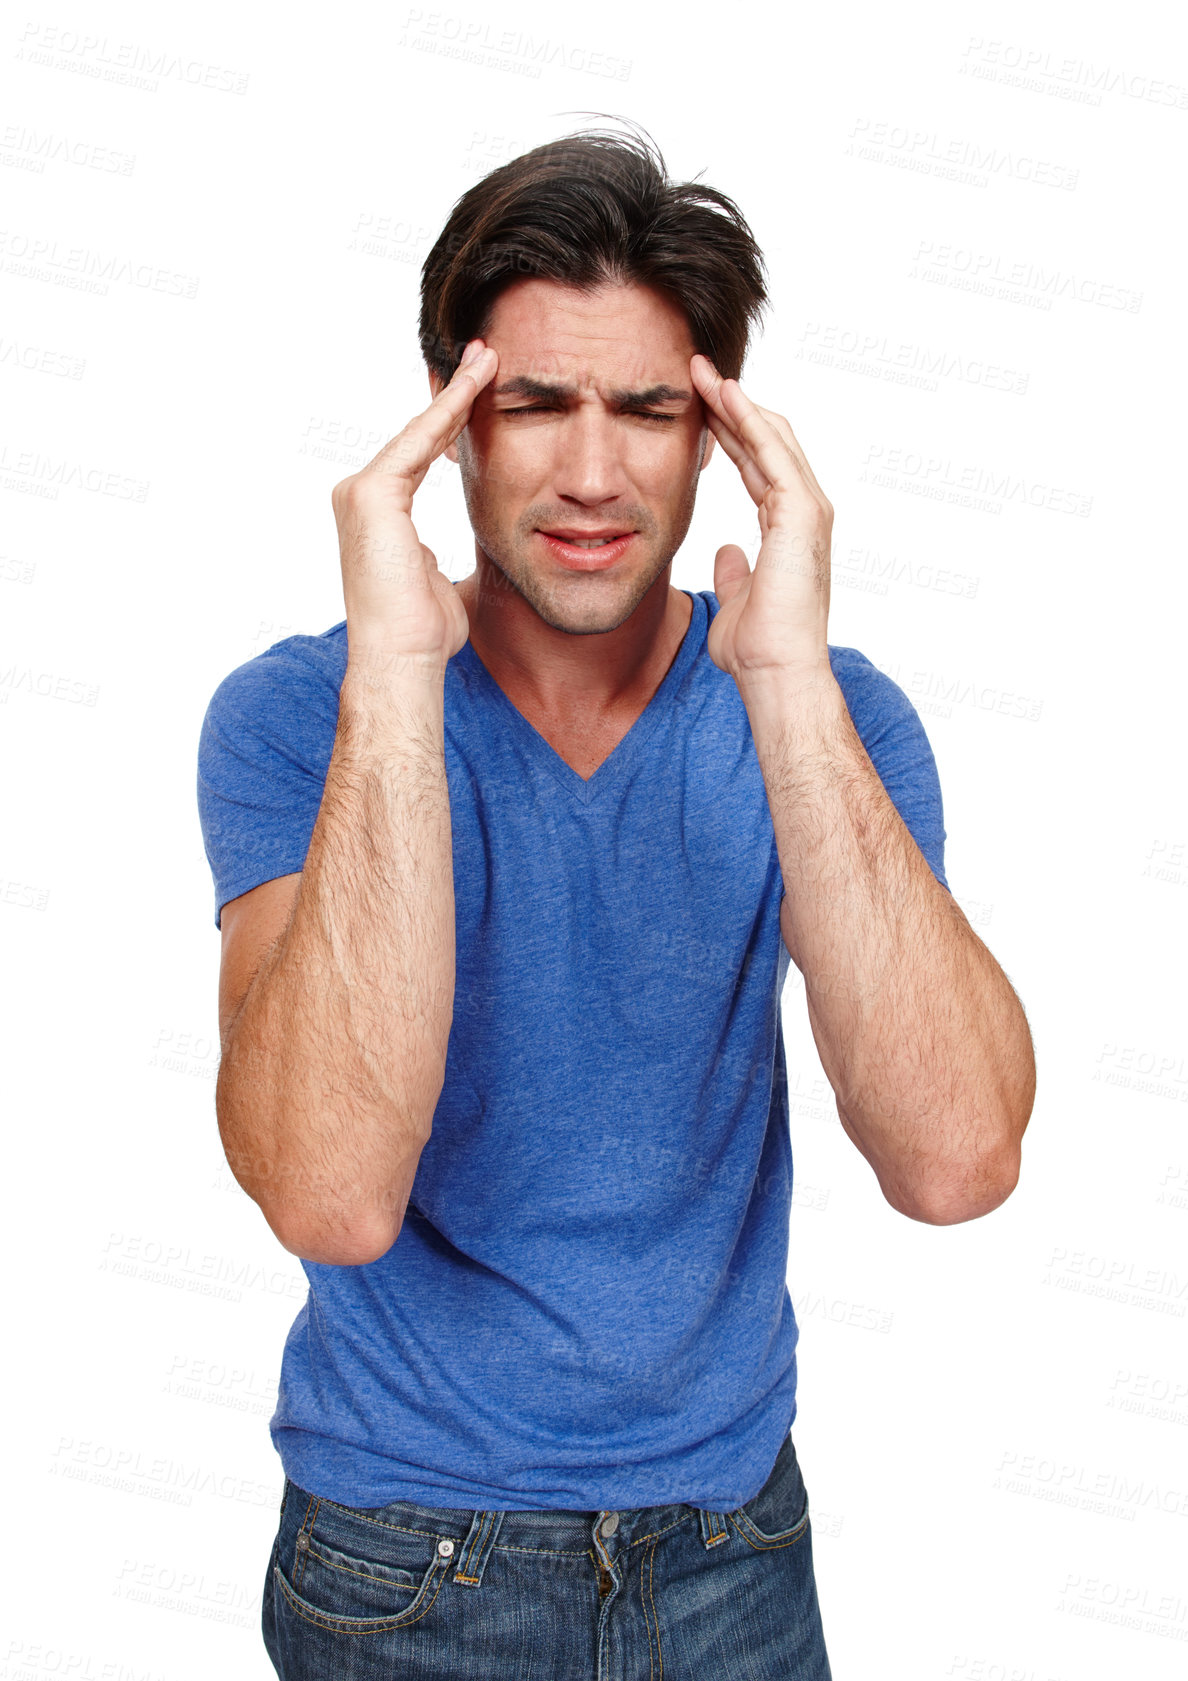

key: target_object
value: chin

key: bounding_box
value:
[543,580,656,637]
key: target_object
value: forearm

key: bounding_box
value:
[216,653,455,1265]
[744,667,1035,1224]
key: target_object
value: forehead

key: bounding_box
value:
[480,278,695,387]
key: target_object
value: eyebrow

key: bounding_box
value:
[490,377,693,405]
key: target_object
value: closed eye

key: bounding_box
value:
[503,406,679,423]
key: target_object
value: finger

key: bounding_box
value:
[693,355,823,511]
[402,343,498,464]
[691,353,762,443]
[723,390,831,517]
[692,360,774,497]
[691,351,732,418]
[366,344,497,489]
[750,403,829,504]
[712,384,804,501]
[693,358,800,507]
[704,410,771,508]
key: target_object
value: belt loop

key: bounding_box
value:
[453,1509,505,1586]
[698,1507,730,1548]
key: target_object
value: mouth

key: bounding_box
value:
[536,529,637,569]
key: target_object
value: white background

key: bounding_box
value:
[2,0,1186,1676]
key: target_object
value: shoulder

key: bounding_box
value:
[197,625,349,928]
[826,643,913,720]
[824,645,941,769]
[701,594,915,733]
[197,625,348,802]
[201,623,348,738]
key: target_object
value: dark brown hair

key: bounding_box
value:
[418,120,768,384]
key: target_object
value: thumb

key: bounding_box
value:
[714,543,750,607]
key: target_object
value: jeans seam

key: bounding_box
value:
[274,1556,448,1634]
[310,1500,469,1541]
[727,1506,811,1550]
[622,1512,689,1552]
[294,1493,321,1590]
[458,1510,495,1581]
[305,1543,418,1587]
[640,1536,664,1679]
[491,1542,592,1559]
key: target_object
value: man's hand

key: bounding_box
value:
[690,353,834,687]
[690,357,1034,1222]
[331,339,498,675]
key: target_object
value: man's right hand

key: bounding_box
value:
[331,339,497,675]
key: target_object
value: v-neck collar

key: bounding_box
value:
[456,590,706,807]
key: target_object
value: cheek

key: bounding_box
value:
[464,427,544,498]
[638,435,701,500]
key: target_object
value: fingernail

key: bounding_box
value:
[459,340,482,368]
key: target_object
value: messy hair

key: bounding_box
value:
[419,119,769,384]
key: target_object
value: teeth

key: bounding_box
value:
[568,537,615,548]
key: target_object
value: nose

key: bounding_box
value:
[550,404,631,507]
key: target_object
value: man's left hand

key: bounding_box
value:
[690,353,834,686]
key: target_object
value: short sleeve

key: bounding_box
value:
[196,640,341,929]
[827,645,950,891]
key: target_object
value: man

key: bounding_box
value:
[198,126,1035,1679]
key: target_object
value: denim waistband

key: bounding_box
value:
[286,1489,730,1591]
[280,1434,801,1586]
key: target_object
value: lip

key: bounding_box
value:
[536,530,637,570]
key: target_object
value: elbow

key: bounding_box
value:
[901,1147,1022,1227]
[295,1234,399,1268]
[242,1163,421,1266]
[273,1210,402,1268]
[215,1133,401,1265]
[259,1171,411,1269]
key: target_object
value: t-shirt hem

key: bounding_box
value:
[271,1393,799,1514]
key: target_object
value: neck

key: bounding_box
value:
[455,551,693,723]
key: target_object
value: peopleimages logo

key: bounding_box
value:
[846,116,1079,190]
[910,241,1143,313]
[959,36,1188,110]
[796,322,1028,396]
[860,443,1093,518]
[15,21,251,93]
[0,229,200,298]
[1042,1245,1188,1318]
[995,1447,1188,1518]
[0,441,149,500]
[836,546,980,600]
[0,336,85,378]
[0,124,136,175]
[398,10,632,81]
[1056,1573,1188,1644]
[873,659,1043,724]
[0,664,99,705]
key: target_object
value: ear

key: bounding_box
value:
[429,369,460,464]
[698,426,716,472]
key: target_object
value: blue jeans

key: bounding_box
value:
[262,1428,832,1678]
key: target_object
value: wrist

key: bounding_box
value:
[734,657,840,709]
[344,644,451,693]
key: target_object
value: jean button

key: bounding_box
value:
[437,1538,455,1558]
[599,1513,619,1537]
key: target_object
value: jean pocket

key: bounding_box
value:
[729,1433,811,1550]
[277,1500,455,1634]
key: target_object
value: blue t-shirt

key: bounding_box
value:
[196,588,949,1511]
